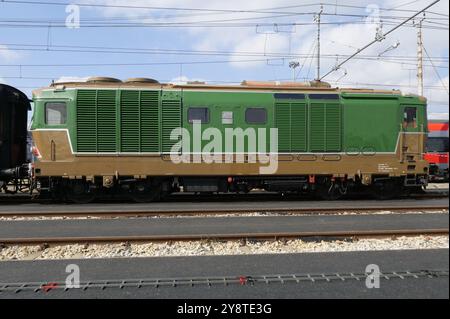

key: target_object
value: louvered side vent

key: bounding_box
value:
[309,103,342,152]
[161,100,181,153]
[310,103,326,152]
[325,103,342,152]
[275,102,291,152]
[290,102,307,152]
[96,90,117,152]
[76,90,97,152]
[275,101,307,152]
[120,91,140,152]
[140,91,160,153]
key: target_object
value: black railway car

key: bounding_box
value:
[0,84,31,189]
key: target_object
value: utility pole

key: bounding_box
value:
[415,14,425,96]
[314,5,323,82]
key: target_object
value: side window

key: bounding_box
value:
[222,111,233,124]
[188,107,209,124]
[245,108,267,124]
[45,102,67,125]
[403,107,417,128]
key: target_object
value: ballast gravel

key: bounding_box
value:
[0,235,448,261]
[0,209,448,221]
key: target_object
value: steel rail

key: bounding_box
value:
[0,205,447,218]
[1,228,448,245]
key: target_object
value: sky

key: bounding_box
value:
[0,0,448,117]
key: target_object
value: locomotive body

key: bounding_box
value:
[30,78,429,202]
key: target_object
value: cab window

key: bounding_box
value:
[246,108,267,124]
[188,107,209,124]
[45,102,67,125]
[403,107,417,129]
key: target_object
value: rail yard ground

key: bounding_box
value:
[0,184,448,298]
[0,249,448,298]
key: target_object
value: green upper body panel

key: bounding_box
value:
[31,85,427,154]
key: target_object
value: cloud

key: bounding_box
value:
[81,0,447,99]
[54,76,91,83]
[170,75,205,84]
[0,45,22,62]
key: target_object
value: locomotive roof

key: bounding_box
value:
[33,78,422,99]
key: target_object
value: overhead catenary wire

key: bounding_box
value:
[0,16,447,29]
[423,45,450,94]
[0,42,448,63]
[320,0,443,80]
[1,0,447,100]
[2,0,448,18]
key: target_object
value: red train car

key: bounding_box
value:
[425,120,449,182]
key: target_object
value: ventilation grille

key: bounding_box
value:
[76,90,97,152]
[76,89,160,153]
[275,101,307,152]
[140,91,160,152]
[120,91,140,152]
[161,100,182,153]
[97,90,117,152]
[310,103,342,152]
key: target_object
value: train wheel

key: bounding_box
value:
[65,181,95,204]
[317,183,343,200]
[130,181,161,203]
[371,180,401,200]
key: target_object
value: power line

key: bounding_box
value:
[0,57,446,69]
[0,58,282,67]
[0,14,446,28]
[0,21,445,30]
[423,44,450,94]
[0,0,357,15]
[1,43,448,62]
[320,0,443,80]
[2,0,448,18]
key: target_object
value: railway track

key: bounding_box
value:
[0,205,448,219]
[0,186,447,205]
[1,213,448,245]
[0,194,448,218]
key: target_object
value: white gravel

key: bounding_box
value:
[0,235,447,261]
[0,209,447,221]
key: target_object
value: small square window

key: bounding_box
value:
[188,107,209,123]
[222,111,233,124]
[45,102,67,125]
[246,108,267,124]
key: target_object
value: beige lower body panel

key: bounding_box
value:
[32,131,428,179]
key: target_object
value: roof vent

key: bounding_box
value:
[124,78,159,84]
[241,80,332,88]
[186,81,206,85]
[86,77,122,83]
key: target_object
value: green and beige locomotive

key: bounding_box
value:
[30,77,429,203]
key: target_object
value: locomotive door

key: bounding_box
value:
[400,105,421,161]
